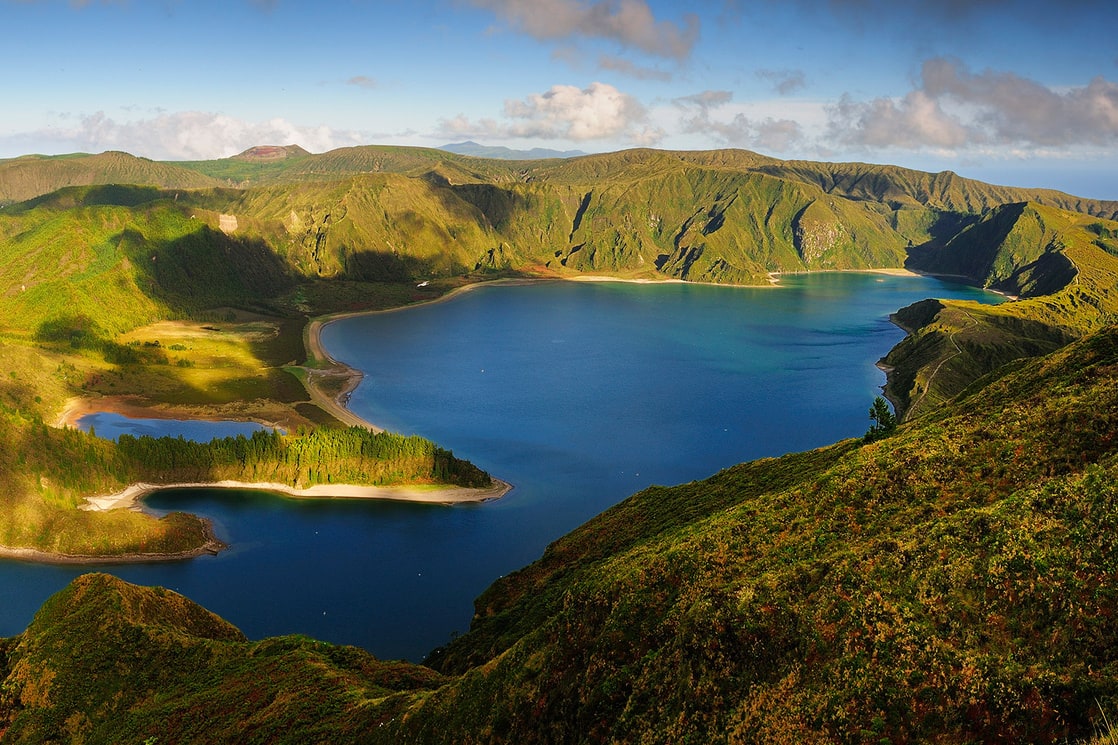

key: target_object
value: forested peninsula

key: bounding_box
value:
[0,144,1116,741]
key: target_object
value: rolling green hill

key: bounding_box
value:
[882,201,1118,418]
[11,146,1118,295]
[0,151,221,206]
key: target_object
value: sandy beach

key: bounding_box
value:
[80,477,512,512]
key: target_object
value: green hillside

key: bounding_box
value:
[883,201,1118,418]
[0,152,221,206]
[2,323,1115,743]
[6,146,1118,294]
[0,573,448,743]
[0,185,294,337]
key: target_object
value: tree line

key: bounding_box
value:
[113,427,493,489]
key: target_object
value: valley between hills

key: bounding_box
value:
[0,144,1116,742]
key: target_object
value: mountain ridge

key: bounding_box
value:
[6,145,1116,218]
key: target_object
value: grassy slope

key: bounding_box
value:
[10,146,1118,288]
[883,203,1118,419]
[0,409,217,556]
[184,147,1116,285]
[0,185,294,338]
[0,152,221,205]
[1,324,1115,743]
[0,573,447,744]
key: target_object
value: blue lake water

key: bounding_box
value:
[76,412,272,441]
[0,274,1001,661]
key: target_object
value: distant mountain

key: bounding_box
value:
[231,144,311,161]
[438,140,586,160]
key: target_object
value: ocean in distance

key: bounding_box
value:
[0,274,1001,661]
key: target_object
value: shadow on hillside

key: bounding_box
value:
[29,216,508,421]
[122,226,294,312]
[339,246,467,282]
[19,184,167,213]
[902,211,982,275]
[419,169,527,232]
[447,183,526,231]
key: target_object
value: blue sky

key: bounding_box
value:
[2,0,1116,198]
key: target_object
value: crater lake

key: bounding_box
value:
[0,274,1001,661]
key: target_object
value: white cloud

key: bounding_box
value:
[828,58,1118,150]
[14,111,368,160]
[827,90,971,149]
[597,54,672,81]
[674,90,733,111]
[506,82,646,140]
[440,82,655,144]
[437,113,504,140]
[347,75,378,90]
[674,91,804,152]
[756,68,806,96]
[468,0,699,60]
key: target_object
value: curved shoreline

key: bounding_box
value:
[81,477,514,512]
[0,478,512,565]
[300,280,528,431]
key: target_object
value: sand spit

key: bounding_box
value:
[81,478,513,512]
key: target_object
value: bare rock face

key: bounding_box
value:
[793,199,848,265]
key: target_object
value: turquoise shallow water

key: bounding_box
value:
[0,274,1000,661]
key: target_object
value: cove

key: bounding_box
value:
[76,411,272,441]
[0,274,1002,661]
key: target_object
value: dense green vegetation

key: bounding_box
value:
[878,201,1118,419]
[0,406,215,557]
[0,574,448,743]
[5,146,1117,293]
[114,427,491,489]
